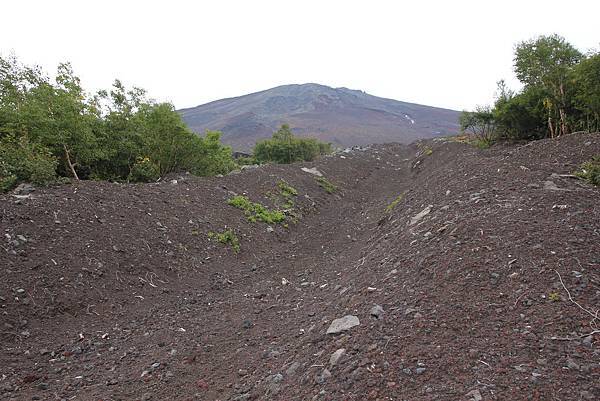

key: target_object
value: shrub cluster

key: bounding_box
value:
[460,34,600,143]
[0,56,234,191]
[253,124,332,164]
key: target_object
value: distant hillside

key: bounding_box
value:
[178,83,460,150]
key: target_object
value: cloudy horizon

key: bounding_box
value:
[2,0,598,111]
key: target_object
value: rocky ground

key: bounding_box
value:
[1,133,599,401]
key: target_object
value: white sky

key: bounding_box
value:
[2,0,599,111]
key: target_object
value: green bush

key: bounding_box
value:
[0,135,57,192]
[316,176,337,194]
[208,229,240,252]
[575,156,600,186]
[0,55,235,185]
[227,195,286,224]
[254,124,332,164]
[128,157,160,183]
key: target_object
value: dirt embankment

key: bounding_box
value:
[1,134,599,401]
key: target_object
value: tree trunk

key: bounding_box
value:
[548,116,555,138]
[63,144,79,180]
[558,83,569,136]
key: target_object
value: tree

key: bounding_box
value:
[572,52,600,132]
[254,124,331,164]
[459,106,496,145]
[0,55,237,190]
[514,34,582,137]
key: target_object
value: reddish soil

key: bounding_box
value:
[1,133,599,401]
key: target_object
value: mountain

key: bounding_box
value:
[178,83,460,150]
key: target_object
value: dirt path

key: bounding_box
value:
[1,135,599,400]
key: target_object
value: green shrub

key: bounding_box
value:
[253,124,332,164]
[128,157,160,183]
[0,135,57,192]
[277,180,298,197]
[227,195,286,224]
[386,191,407,213]
[276,180,298,209]
[575,156,600,186]
[316,176,337,194]
[208,229,240,252]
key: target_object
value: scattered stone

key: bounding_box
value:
[410,206,432,226]
[266,226,274,233]
[242,320,253,329]
[13,183,35,195]
[566,358,580,370]
[543,180,570,191]
[316,368,331,384]
[301,167,323,177]
[329,348,346,367]
[370,305,385,319]
[286,361,301,376]
[326,315,360,334]
[415,367,426,375]
[465,389,483,401]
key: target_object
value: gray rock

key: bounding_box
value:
[326,315,360,334]
[415,367,426,375]
[543,180,570,191]
[301,167,323,177]
[316,368,331,384]
[370,305,385,319]
[13,183,35,195]
[465,389,482,401]
[329,348,346,367]
[566,358,580,370]
[286,361,301,376]
[410,206,432,226]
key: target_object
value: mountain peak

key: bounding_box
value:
[179,84,460,150]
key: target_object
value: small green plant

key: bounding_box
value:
[575,156,600,186]
[277,180,298,209]
[548,292,561,302]
[385,191,407,213]
[277,180,298,197]
[316,176,337,194]
[227,195,286,224]
[423,146,433,156]
[208,229,240,252]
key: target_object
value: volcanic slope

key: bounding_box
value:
[179,83,460,150]
[1,134,599,401]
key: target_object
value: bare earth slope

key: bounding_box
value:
[178,84,460,150]
[1,134,599,401]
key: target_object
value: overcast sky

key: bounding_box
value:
[2,0,598,111]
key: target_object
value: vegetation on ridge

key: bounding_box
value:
[460,34,600,144]
[0,55,234,191]
[253,124,332,164]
